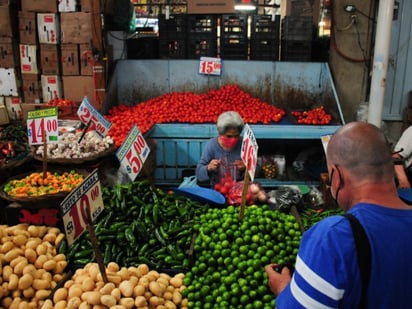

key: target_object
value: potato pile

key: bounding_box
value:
[0,224,68,308]
[41,262,188,309]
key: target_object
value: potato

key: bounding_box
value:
[53,287,68,303]
[34,289,51,300]
[119,297,134,309]
[23,286,35,298]
[111,287,121,301]
[67,296,81,309]
[169,277,182,288]
[163,291,173,300]
[43,233,56,244]
[119,280,134,297]
[4,249,23,263]
[8,273,19,290]
[107,274,121,285]
[27,225,40,237]
[82,291,102,305]
[137,264,149,276]
[172,290,182,304]
[100,282,115,295]
[133,284,145,297]
[2,265,13,281]
[149,281,163,297]
[149,296,164,306]
[68,284,83,299]
[54,300,67,309]
[110,306,126,309]
[55,233,65,247]
[13,234,28,247]
[18,273,33,290]
[26,238,41,250]
[1,296,13,308]
[34,255,48,269]
[81,277,95,292]
[42,259,57,271]
[36,244,48,256]
[100,294,117,307]
[106,262,119,273]
[164,300,177,309]
[24,248,37,264]
[1,240,14,254]
[32,279,50,290]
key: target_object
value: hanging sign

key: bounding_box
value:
[27,107,58,145]
[240,124,259,181]
[199,57,222,76]
[61,169,104,246]
[77,97,112,138]
[116,124,151,181]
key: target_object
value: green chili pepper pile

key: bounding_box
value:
[60,179,210,270]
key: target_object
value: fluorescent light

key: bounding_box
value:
[234,4,256,10]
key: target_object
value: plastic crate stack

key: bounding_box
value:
[158,14,187,59]
[250,14,281,61]
[281,16,313,61]
[187,14,218,59]
[220,14,248,60]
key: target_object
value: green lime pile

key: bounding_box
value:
[183,205,302,309]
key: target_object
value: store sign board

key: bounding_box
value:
[241,124,258,181]
[27,107,58,145]
[187,0,235,14]
[77,96,112,138]
[199,57,222,76]
[61,169,104,246]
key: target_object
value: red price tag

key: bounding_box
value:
[116,125,151,181]
[199,57,222,76]
[60,169,104,246]
[77,97,112,138]
[241,124,259,181]
[27,107,58,145]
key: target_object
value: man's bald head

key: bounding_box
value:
[327,122,394,182]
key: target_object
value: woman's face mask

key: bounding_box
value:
[220,134,240,149]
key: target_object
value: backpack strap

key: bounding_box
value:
[342,213,371,309]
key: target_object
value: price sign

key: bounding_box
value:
[77,97,112,138]
[198,57,222,76]
[321,134,332,154]
[116,124,151,181]
[61,169,104,246]
[27,107,58,145]
[241,124,259,181]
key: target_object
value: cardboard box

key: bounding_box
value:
[61,43,80,75]
[58,0,77,12]
[41,75,62,102]
[0,105,9,125]
[79,43,93,75]
[20,44,39,74]
[21,73,41,102]
[21,0,57,12]
[0,4,14,37]
[0,68,19,96]
[37,13,59,44]
[60,12,93,44]
[4,96,22,121]
[187,0,235,14]
[81,0,93,12]
[62,75,94,104]
[0,37,18,68]
[40,44,60,75]
[19,11,37,44]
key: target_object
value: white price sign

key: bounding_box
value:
[27,107,58,145]
[198,57,222,76]
[116,124,151,181]
[61,169,104,246]
[240,124,259,181]
[77,97,112,138]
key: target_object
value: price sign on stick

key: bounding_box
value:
[61,169,104,246]
[240,124,259,181]
[27,107,58,145]
[116,124,151,182]
[77,97,112,138]
[199,57,222,76]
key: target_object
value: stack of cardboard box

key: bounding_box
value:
[0,0,105,123]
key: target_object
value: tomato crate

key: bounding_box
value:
[281,40,312,61]
[220,36,248,59]
[159,39,187,59]
[251,14,280,40]
[281,16,314,41]
[158,14,187,40]
[187,14,218,35]
[221,14,248,38]
[187,37,218,59]
[250,38,280,61]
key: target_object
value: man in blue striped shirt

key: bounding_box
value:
[266,122,412,308]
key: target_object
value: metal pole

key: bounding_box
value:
[367,0,395,127]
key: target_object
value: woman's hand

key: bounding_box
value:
[208,159,221,172]
[265,264,292,296]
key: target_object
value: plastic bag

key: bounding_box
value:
[178,175,199,188]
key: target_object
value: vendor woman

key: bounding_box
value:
[196,111,246,187]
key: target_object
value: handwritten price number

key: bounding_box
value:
[125,134,148,174]
[27,118,58,144]
[241,138,257,172]
[200,59,221,75]
[66,185,101,241]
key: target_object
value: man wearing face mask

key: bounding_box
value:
[265,122,412,308]
[196,111,246,187]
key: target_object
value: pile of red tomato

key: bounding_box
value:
[291,106,332,125]
[105,84,286,148]
[46,98,77,107]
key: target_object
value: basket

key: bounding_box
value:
[0,141,32,170]
[0,169,89,208]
